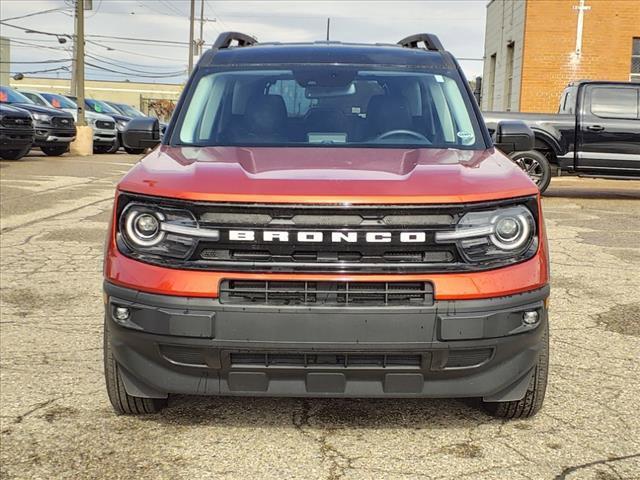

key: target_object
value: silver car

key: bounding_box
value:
[19,91,118,153]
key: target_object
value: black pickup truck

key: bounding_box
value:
[484,80,640,192]
[0,104,34,160]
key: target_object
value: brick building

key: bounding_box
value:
[481,0,640,113]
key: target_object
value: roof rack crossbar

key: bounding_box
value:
[213,32,258,50]
[397,34,444,52]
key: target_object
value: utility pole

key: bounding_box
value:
[188,0,195,74]
[199,0,205,55]
[76,0,86,126]
[326,18,330,41]
[70,32,77,96]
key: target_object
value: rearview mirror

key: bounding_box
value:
[492,120,534,154]
[122,117,161,149]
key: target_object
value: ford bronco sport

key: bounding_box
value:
[104,33,550,419]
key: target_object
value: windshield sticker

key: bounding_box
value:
[434,75,444,83]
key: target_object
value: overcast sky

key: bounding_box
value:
[1,0,488,84]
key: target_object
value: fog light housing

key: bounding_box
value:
[523,311,539,325]
[113,306,130,322]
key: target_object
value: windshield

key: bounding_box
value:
[112,103,144,117]
[42,93,77,110]
[86,99,119,114]
[172,66,484,149]
[0,86,35,105]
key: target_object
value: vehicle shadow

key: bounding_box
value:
[143,395,495,429]
[544,185,640,200]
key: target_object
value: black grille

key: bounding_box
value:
[1,116,32,128]
[95,120,115,129]
[189,203,462,272]
[160,345,207,366]
[220,280,434,306]
[445,349,493,368]
[116,195,539,273]
[51,116,73,128]
[230,352,422,368]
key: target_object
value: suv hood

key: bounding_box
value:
[0,104,33,118]
[118,146,538,204]
[61,108,114,123]
[100,112,131,123]
[7,102,74,118]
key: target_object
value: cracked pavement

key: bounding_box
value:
[1,152,639,479]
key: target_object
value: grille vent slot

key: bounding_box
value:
[219,280,434,306]
[230,352,422,368]
[444,349,492,368]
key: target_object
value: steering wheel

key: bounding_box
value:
[375,129,431,143]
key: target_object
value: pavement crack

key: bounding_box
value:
[291,400,357,480]
[13,398,58,424]
[553,453,640,480]
[1,196,113,234]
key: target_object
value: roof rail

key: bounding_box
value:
[397,33,444,52]
[212,32,257,50]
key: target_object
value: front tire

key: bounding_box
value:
[107,138,120,154]
[94,145,113,154]
[104,319,167,415]
[482,322,549,419]
[40,144,68,156]
[510,150,552,193]
[0,145,31,160]
[124,147,146,155]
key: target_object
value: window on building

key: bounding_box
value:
[591,87,639,120]
[504,42,515,111]
[487,53,497,109]
[632,38,640,83]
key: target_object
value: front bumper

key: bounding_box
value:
[33,126,76,146]
[105,281,549,401]
[93,127,117,145]
[0,128,34,149]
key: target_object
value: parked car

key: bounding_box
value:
[0,103,34,160]
[68,97,136,154]
[484,80,640,192]
[104,101,145,118]
[104,32,549,419]
[0,86,75,156]
[19,91,117,154]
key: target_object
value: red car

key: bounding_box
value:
[104,33,549,418]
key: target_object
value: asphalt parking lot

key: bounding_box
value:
[1,152,639,480]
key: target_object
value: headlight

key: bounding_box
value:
[31,112,51,122]
[116,119,128,131]
[119,203,219,259]
[435,205,537,263]
[88,118,97,126]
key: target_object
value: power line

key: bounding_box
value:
[204,1,231,30]
[3,66,70,75]
[7,37,186,64]
[0,21,190,47]
[0,7,70,22]
[85,52,185,75]
[85,61,185,79]
[157,0,187,17]
[0,59,71,64]
[85,39,186,62]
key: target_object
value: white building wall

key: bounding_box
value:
[0,37,10,86]
[481,0,526,111]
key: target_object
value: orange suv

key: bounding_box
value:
[104,33,550,418]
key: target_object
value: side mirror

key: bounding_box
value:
[122,117,161,149]
[492,120,534,154]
